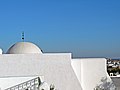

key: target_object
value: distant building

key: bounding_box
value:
[107,59,120,76]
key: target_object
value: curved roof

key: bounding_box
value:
[7,42,42,54]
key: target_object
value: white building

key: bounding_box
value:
[0,42,116,90]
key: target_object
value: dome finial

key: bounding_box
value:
[21,31,25,42]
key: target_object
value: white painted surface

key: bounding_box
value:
[0,48,2,54]
[0,54,82,90]
[0,41,113,90]
[0,76,42,90]
[71,59,82,85]
[74,58,111,90]
[7,42,42,54]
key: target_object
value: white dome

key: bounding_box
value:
[7,42,42,54]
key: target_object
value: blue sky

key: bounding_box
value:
[0,0,120,58]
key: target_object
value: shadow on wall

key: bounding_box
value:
[94,77,116,90]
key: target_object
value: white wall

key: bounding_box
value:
[0,53,82,90]
[71,59,82,85]
[72,58,111,90]
[0,76,43,90]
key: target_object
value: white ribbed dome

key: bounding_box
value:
[7,42,42,54]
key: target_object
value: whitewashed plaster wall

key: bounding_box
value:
[0,76,43,90]
[71,59,82,85]
[0,53,82,90]
[71,58,111,90]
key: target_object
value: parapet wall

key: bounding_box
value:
[72,58,111,90]
[0,54,82,90]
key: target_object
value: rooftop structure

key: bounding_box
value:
[7,42,42,54]
[0,41,116,90]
